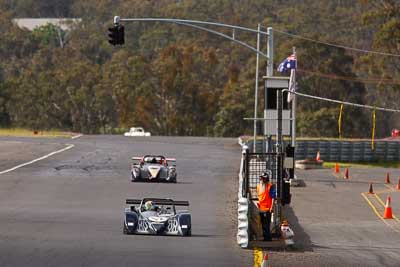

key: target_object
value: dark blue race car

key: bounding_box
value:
[123,198,191,236]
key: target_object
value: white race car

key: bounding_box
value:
[124,127,151,137]
[131,155,177,183]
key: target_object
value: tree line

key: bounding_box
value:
[0,0,398,137]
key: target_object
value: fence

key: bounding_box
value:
[247,140,400,162]
[245,153,280,200]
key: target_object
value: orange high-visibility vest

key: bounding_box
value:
[257,183,273,212]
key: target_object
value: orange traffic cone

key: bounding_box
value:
[261,252,271,267]
[334,163,339,174]
[383,196,393,219]
[344,168,349,179]
[385,172,391,184]
[397,177,400,191]
[316,151,321,162]
[368,183,374,194]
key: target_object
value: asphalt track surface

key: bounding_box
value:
[0,136,252,267]
[2,136,400,267]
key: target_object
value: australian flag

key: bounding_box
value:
[277,54,297,73]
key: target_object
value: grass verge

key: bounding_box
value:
[0,128,74,138]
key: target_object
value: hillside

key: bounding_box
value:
[0,0,398,137]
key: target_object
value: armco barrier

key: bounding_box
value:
[247,140,400,162]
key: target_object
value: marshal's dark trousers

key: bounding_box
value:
[259,211,272,241]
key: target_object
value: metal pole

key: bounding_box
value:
[120,17,269,35]
[291,47,297,147]
[264,85,268,148]
[175,22,268,58]
[274,89,283,230]
[276,91,283,153]
[245,148,250,197]
[253,24,261,153]
[117,17,271,59]
[267,27,273,77]
[118,16,277,152]
[264,27,273,152]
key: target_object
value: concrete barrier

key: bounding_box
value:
[237,197,249,248]
[237,138,249,248]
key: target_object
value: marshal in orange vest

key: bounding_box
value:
[257,183,274,212]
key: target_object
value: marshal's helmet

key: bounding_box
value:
[259,172,270,182]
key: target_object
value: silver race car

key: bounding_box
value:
[123,198,191,236]
[130,155,177,183]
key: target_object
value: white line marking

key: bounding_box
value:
[71,134,83,139]
[0,144,75,174]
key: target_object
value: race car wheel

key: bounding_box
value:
[183,228,191,237]
[123,222,130,235]
[131,173,139,182]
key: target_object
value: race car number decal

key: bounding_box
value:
[149,216,168,223]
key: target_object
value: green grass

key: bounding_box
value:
[323,161,400,169]
[0,128,74,138]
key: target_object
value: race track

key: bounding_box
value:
[2,135,400,267]
[0,136,252,267]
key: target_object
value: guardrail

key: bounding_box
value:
[248,139,400,162]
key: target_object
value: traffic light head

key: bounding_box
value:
[117,25,124,45]
[108,24,124,46]
[108,25,118,46]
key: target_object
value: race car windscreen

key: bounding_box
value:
[144,156,165,164]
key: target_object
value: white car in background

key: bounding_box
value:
[124,127,151,137]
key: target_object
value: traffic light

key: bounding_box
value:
[108,25,118,45]
[117,25,124,45]
[108,24,124,46]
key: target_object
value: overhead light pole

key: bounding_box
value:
[112,17,272,152]
[253,24,261,153]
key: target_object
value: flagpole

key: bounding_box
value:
[291,47,297,147]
